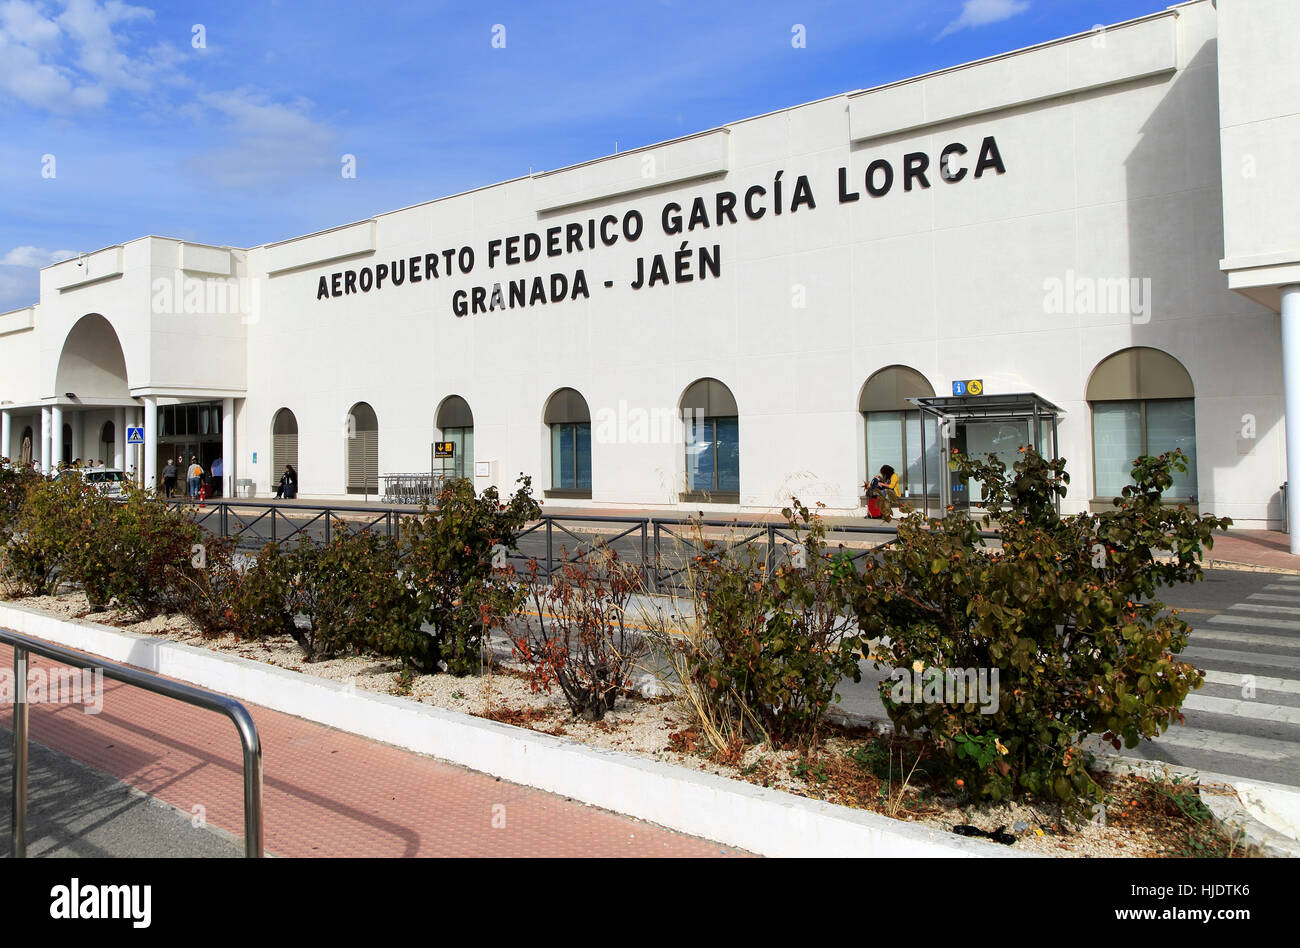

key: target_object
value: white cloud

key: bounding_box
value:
[939,0,1031,39]
[1,245,76,267]
[188,88,336,189]
[0,0,180,111]
[0,245,75,311]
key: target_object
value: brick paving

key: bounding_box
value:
[1204,529,1300,573]
[0,644,742,858]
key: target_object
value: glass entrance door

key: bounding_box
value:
[949,420,1030,509]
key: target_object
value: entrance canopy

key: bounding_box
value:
[910,392,1063,424]
[908,392,1065,514]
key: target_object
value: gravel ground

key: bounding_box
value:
[7,588,1235,858]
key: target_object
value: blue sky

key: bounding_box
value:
[1,0,1175,311]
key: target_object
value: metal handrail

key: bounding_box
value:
[2,628,263,858]
[172,498,1001,593]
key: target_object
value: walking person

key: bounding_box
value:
[162,457,177,498]
[187,456,203,499]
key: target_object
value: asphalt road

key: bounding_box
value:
[0,728,243,858]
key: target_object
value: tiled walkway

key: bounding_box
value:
[1206,529,1300,573]
[0,645,741,857]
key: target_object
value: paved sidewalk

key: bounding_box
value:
[1205,530,1300,573]
[0,723,243,857]
[0,645,741,858]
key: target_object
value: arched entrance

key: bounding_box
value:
[345,402,378,494]
[543,388,591,498]
[680,378,739,502]
[272,408,299,484]
[56,314,130,401]
[859,365,938,502]
[435,395,473,481]
[56,314,131,474]
[1087,346,1197,501]
[99,421,115,466]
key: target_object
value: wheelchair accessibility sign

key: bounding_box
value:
[126,426,145,445]
[952,379,984,397]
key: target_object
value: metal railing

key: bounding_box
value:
[172,499,938,593]
[2,628,264,858]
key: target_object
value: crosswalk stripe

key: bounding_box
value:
[1202,669,1300,695]
[1182,693,1300,725]
[1247,592,1300,604]
[1228,602,1300,616]
[1144,725,1295,761]
[1191,627,1300,649]
[1263,584,1300,593]
[1182,645,1300,673]
[1210,614,1300,632]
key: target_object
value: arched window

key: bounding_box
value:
[681,378,739,501]
[544,388,591,496]
[860,365,938,497]
[436,395,474,481]
[99,421,114,465]
[61,423,72,466]
[345,402,379,495]
[1087,347,1196,500]
[272,408,299,483]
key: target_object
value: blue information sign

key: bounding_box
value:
[126,426,144,444]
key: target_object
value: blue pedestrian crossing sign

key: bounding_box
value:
[126,426,144,445]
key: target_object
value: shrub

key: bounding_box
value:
[846,447,1230,802]
[63,481,121,610]
[4,474,89,596]
[401,475,541,675]
[174,535,243,636]
[312,526,423,663]
[678,500,862,747]
[514,548,649,721]
[228,540,303,642]
[0,459,40,541]
[99,485,205,621]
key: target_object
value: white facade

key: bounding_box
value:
[2,0,1297,530]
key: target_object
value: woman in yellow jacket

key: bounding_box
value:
[866,464,899,518]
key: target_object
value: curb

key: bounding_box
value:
[831,709,1298,858]
[1091,756,1300,857]
[0,603,1021,859]
[1203,559,1300,576]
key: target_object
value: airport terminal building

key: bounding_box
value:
[3,0,1300,536]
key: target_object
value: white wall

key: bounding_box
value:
[0,0,1287,526]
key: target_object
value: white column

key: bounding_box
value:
[50,405,63,470]
[222,397,235,498]
[114,407,125,470]
[144,397,158,491]
[40,406,50,472]
[1283,285,1300,553]
[1,409,10,462]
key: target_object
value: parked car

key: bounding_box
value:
[58,467,127,498]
